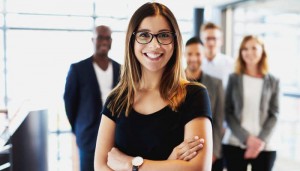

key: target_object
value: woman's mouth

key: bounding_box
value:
[144,52,163,61]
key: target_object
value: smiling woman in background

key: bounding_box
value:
[223,35,280,171]
[94,2,213,171]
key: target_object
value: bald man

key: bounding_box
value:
[64,25,120,171]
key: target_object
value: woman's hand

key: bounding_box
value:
[168,136,204,161]
[107,147,133,171]
[244,135,265,159]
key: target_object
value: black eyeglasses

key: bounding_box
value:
[133,31,176,45]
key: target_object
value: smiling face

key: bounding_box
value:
[93,26,112,57]
[134,15,174,73]
[241,38,263,67]
[185,43,204,72]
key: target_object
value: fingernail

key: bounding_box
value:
[199,144,203,147]
[199,139,204,143]
[194,136,199,139]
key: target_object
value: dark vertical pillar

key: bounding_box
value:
[11,110,48,171]
[194,8,204,37]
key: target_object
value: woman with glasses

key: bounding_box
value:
[222,35,279,171]
[94,2,213,171]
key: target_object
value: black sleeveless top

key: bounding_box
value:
[102,85,212,160]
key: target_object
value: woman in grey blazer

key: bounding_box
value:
[223,35,279,171]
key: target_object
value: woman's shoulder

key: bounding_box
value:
[265,73,279,82]
[185,82,207,94]
[264,74,280,90]
[183,83,210,102]
[229,72,240,79]
[180,82,212,123]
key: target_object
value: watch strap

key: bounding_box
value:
[132,165,139,171]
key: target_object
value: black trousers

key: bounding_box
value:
[223,145,276,171]
[212,158,224,171]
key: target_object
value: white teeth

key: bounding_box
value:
[146,53,162,59]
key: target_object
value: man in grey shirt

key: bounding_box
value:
[184,37,224,171]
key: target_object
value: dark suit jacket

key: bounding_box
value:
[197,72,224,158]
[225,73,279,144]
[64,56,120,151]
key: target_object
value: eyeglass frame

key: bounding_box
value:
[132,31,176,45]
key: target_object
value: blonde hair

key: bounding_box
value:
[108,2,192,116]
[200,22,222,33]
[235,35,268,75]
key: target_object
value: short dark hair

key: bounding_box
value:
[185,37,203,47]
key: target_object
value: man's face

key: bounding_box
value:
[93,27,112,56]
[185,43,203,72]
[201,29,222,55]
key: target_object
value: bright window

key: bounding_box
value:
[0,14,3,26]
[0,31,4,108]
[6,30,93,104]
[0,0,3,13]
[6,14,93,30]
[6,29,93,171]
[6,0,93,15]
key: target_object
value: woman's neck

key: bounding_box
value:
[138,69,163,91]
[245,64,262,78]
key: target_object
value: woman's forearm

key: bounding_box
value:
[94,164,113,171]
[138,158,210,171]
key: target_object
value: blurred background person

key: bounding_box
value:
[200,22,234,89]
[184,37,224,171]
[223,35,279,171]
[63,25,120,171]
[200,22,232,170]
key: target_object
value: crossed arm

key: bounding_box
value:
[94,115,212,171]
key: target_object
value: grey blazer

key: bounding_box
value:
[225,73,280,144]
[200,72,224,158]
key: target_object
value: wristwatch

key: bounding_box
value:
[132,156,143,171]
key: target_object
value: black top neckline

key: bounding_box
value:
[132,105,169,117]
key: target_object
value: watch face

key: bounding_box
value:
[132,156,143,166]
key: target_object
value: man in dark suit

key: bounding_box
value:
[184,37,224,171]
[64,25,120,171]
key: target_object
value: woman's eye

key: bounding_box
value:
[139,32,151,38]
[159,33,170,38]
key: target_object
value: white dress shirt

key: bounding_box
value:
[93,61,113,104]
[202,53,234,89]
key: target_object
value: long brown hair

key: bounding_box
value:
[235,35,269,75]
[108,2,189,116]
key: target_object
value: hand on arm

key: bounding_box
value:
[244,135,265,159]
[107,147,133,171]
[168,136,204,161]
